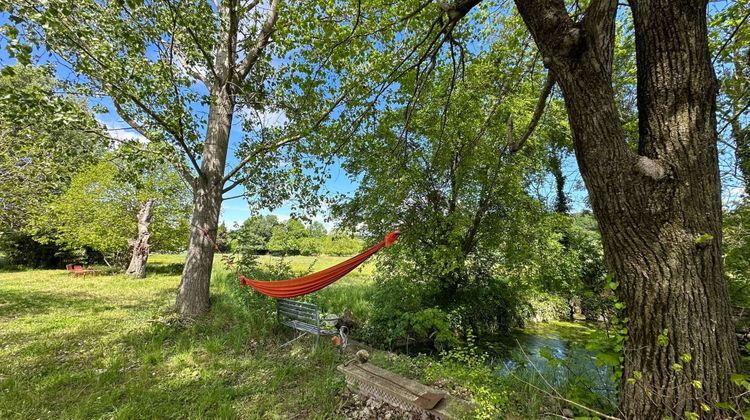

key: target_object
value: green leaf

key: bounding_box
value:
[595,352,620,367]
[694,233,714,246]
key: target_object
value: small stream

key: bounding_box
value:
[480,321,618,401]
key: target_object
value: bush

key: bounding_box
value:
[725,201,750,307]
[361,252,530,350]
[523,293,570,323]
[0,232,101,268]
[320,235,364,256]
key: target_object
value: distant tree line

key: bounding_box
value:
[225,216,364,257]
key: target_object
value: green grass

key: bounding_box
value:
[0,253,620,419]
[0,254,349,419]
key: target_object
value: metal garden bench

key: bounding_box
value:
[276,299,337,348]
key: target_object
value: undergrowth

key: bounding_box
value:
[1,254,621,419]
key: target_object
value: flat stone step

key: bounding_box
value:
[337,362,472,419]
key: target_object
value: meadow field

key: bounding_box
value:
[0,255,359,419]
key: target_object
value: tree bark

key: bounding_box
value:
[175,84,234,318]
[513,0,739,416]
[126,198,155,278]
[173,0,279,319]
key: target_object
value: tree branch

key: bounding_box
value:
[22,2,203,177]
[513,0,580,67]
[164,0,218,81]
[166,39,211,87]
[222,90,349,191]
[222,134,302,192]
[114,91,202,176]
[581,0,618,74]
[508,72,556,153]
[236,0,280,82]
[111,100,197,185]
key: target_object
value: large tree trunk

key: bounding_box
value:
[172,0,276,318]
[175,85,234,318]
[514,0,739,416]
[126,198,155,278]
[617,2,738,416]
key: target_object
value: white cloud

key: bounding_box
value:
[97,118,149,144]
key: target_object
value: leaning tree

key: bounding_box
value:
[317,0,743,416]
[511,0,739,416]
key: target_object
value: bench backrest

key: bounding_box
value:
[277,299,319,325]
[73,265,84,271]
[66,264,74,271]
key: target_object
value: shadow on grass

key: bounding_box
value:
[147,263,185,276]
[0,288,115,320]
[0,278,345,419]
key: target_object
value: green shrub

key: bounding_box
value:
[523,292,569,323]
[0,232,100,268]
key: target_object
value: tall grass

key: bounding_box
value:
[1,253,617,418]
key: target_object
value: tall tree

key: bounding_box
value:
[509,0,738,416]
[0,64,106,233]
[321,0,740,415]
[2,0,351,316]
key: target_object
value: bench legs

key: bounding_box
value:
[281,330,308,348]
[279,330,322,351]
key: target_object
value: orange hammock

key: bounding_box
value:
[240,231,400,298]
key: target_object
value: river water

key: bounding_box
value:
[480,321,618,402]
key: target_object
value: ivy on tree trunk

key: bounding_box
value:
[513,0,739,415]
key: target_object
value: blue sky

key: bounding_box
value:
[93,101,361,229]
[0,11,616,234]
[2,3,744,232]
[0,10,590,231]
[0,11,361,230]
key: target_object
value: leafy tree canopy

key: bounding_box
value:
[0,64,107,232]
[30,157,191,264]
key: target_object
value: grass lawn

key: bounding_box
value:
[0,254,352,419]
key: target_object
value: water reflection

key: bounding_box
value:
[481,321,618,401]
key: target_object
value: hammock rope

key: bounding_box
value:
[240,231,400,298]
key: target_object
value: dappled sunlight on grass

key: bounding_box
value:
[0,257,347,418]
